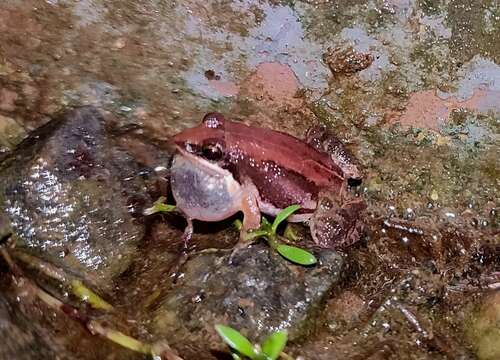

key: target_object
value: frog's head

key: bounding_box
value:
[173,112,227,162]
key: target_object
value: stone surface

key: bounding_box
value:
[0,0,498,359]
[0,114,27,151]
[0,106,149,287]
[151,243,343,347]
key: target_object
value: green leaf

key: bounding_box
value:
[215,325,257,359]
[143,197,176,216]
[276,244,317,266]
[255,354,271,360]
[143,203,176,216]
[261,331,288,360]
[271,205,301,234]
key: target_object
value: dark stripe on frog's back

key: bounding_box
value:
[226,158,319,213]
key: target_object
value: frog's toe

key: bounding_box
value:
[228,243,247,265]
[228,233,256,265]
[310,200,366,249]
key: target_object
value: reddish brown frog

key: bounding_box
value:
[170,112,365,249]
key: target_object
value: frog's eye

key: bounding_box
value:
[185,142,196,153]
[202,112,224,129]
[202,142,223,161]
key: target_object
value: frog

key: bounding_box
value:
[170,112,366,250]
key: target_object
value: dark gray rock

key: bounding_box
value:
[0,106,149,287]
[151,242,343,348]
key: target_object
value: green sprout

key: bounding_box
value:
[71,280,113,311]
[283,224,298,242]
[215,325,291,360]
[143,196,176,216]
[241,205,317,266]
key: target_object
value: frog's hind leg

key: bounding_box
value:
[305,124,362,184]
[310,190,366,249]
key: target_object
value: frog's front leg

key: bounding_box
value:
[309,190,366,249]
[239,182,262,234]
[154,166,171,198]
[181,217,194,251]
[168,216,193,282]
[229,182,262,263]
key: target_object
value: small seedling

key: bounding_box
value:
[283,224,298,242]
[215,324,290,360]
[143,196,176,216]
[243,205,317,266]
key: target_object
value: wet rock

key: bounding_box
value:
[243,62,300,104]
[0,106,149,288]
[323,46,374,75]
[236,62,315,136]
[0,114,27,151]
[151,243,343,349]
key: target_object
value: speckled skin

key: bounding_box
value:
[171,112,365,248]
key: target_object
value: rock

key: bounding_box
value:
[0,106,149,288]
[112,37,126,50]
[151,243,343,350]
[0,114,27,151]
[323,46,374,75]
[0,87,18,112]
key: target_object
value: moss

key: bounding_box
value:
[448,108,471,126]
[300,1,368,42]
[447,0,500,63]
[233,98,260,117]
[351,112,498,211]
[363,5,397,31]
[409,37,455,88]
[418,0,445,15]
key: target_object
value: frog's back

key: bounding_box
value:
[224,120,344,188]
